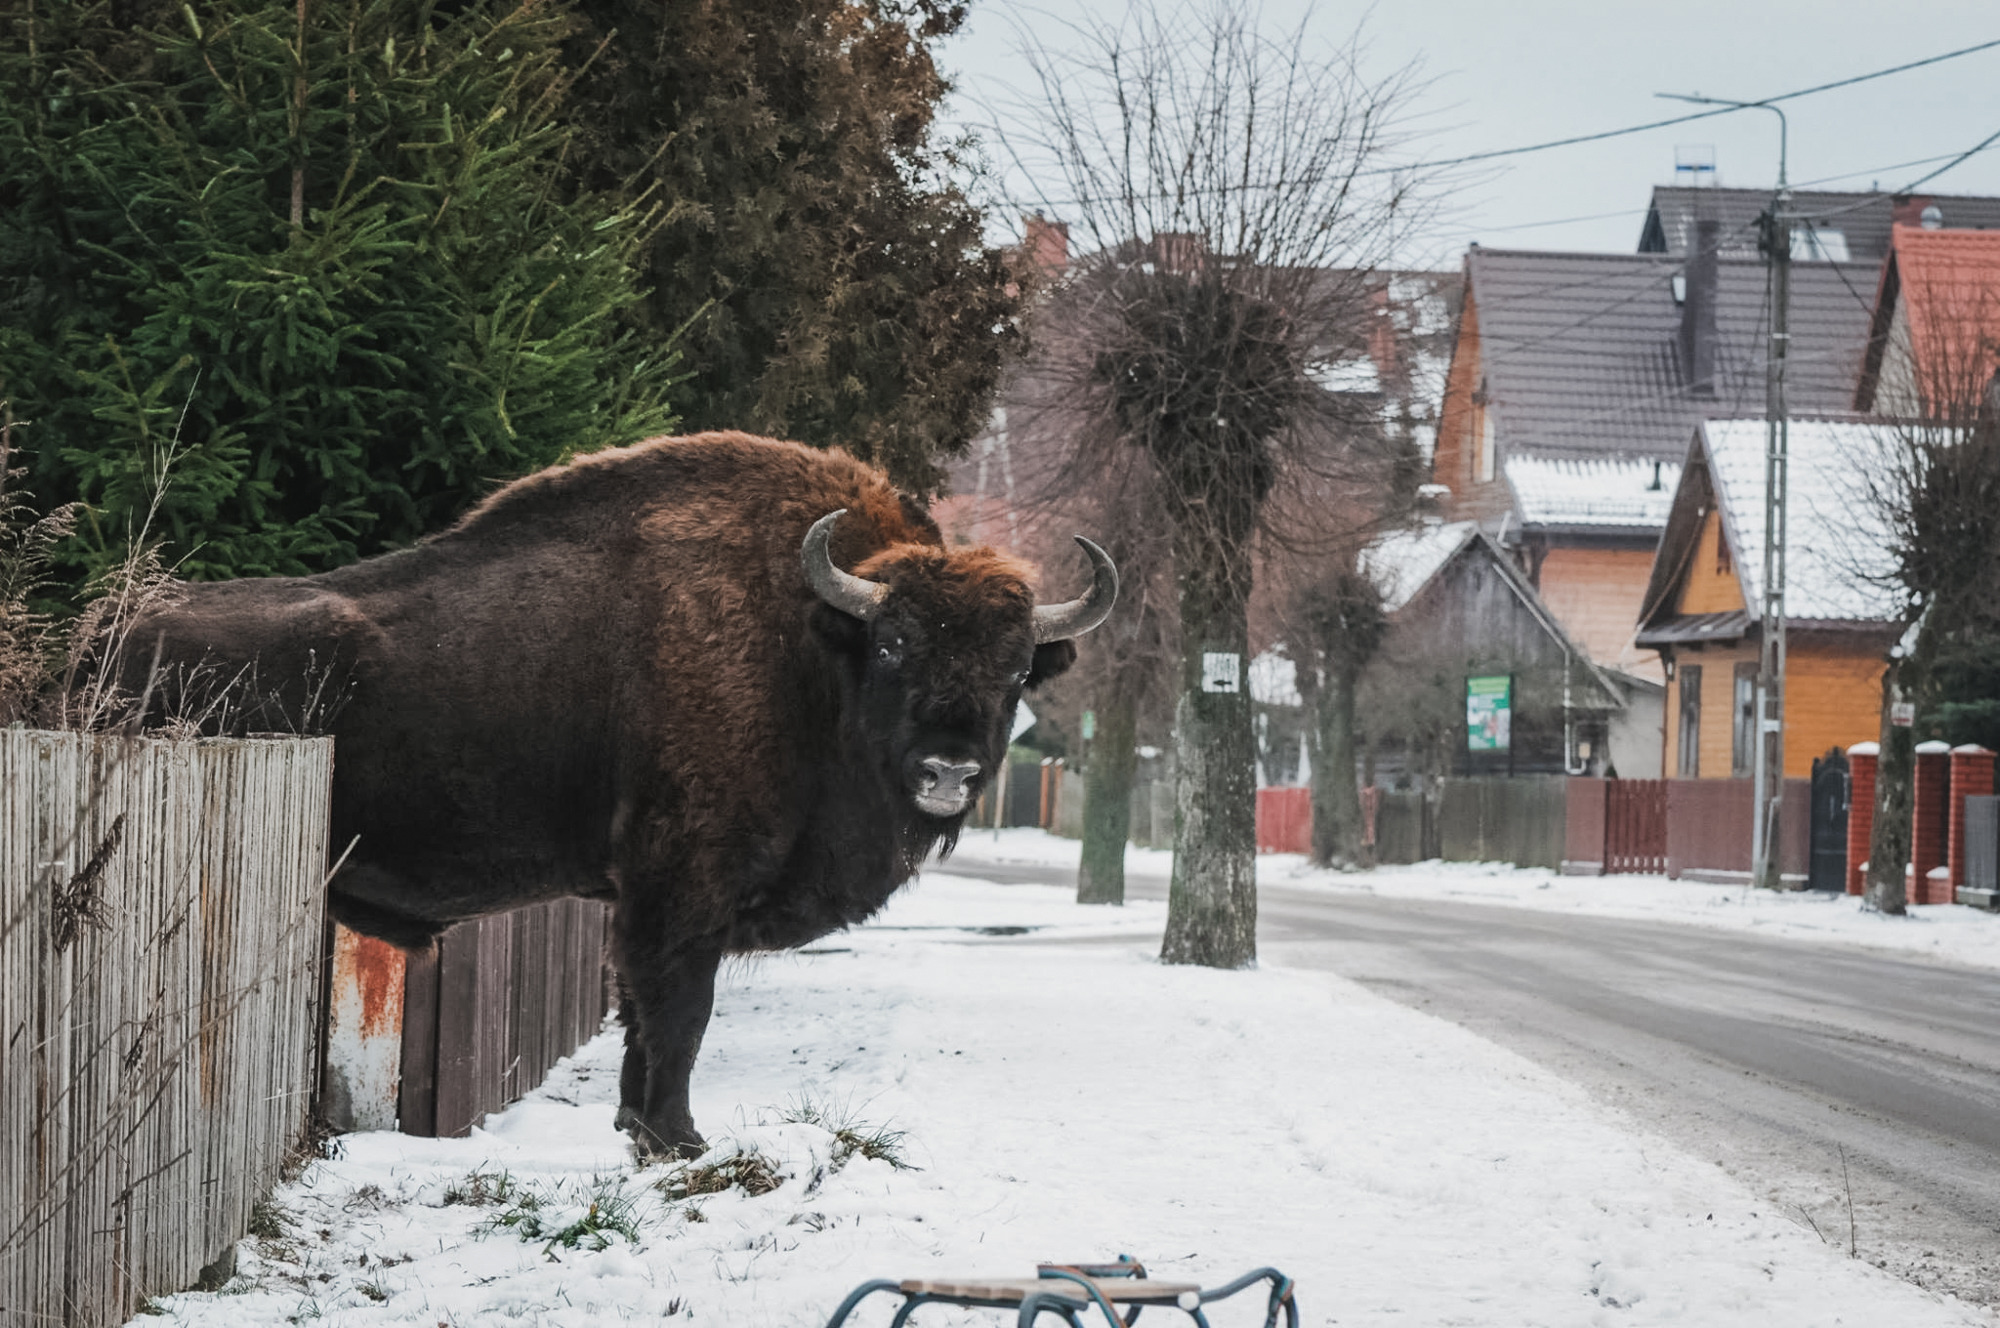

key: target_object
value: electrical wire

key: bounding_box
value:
[1364,36,2000,177]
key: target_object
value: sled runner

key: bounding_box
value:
[824,1255,1297,1327]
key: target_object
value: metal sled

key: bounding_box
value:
[824,1256,1298,1327]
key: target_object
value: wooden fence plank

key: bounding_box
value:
[0,731,332,1328]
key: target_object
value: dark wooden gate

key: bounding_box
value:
[1808,748,1850,892]
[1605,779,1667,874]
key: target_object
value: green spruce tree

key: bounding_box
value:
[559,0,1021,495]
[0,0,678,583]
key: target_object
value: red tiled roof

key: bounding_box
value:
[1860,225,2000,411]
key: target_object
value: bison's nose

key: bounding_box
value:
[912,756,982,816]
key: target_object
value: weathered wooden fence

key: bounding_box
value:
[1434,776,1568,870]
[396,900,613,1138]
[1,730,334,1328]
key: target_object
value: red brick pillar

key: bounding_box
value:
[1845,742,1878,896]
[1948,745,1996,895]
[1910,741,1952,904]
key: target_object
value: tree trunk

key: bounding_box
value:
[1160,525,1258,968]
[1077,690,1137,904]
[1865,644,1926,914]
[1308,660,1366,868]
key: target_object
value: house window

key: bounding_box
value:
[1677,665,1702,777]
[1478,407,1497,483]
[1716,530,1733,577]
[1732,664,1758,777]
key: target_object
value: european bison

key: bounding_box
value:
[126,432,1115,1156]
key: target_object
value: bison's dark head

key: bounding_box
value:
[802,511,1117,822]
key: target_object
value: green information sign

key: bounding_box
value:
[1466,674,1512,752]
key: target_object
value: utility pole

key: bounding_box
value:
[1658,92,1791,889]
[1753,185,1792,890]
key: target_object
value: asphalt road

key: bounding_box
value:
[930,856,2000,1308]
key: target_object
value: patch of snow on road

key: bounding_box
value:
[137,872,1992,1327]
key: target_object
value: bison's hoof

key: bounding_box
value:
[627,1117,705,1163]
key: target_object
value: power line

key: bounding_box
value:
[1383,36,2000,177]
[997,36,2000,213]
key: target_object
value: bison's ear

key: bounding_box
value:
[1026,639,1076,688]
[808,602,869,658]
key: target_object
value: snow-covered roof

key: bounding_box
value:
[1505,455,1681,530]
[1701,418,1902,623]
[1360,520,1478,612]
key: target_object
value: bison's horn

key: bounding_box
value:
[1033,537,1119,643]
[802,510,890,620]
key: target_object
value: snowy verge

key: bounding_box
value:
[943,829,2000,971]
[136,875,1990,1326]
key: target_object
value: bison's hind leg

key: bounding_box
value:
[328,887,449,952]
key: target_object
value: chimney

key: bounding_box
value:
[1891,194,1935,229]
[1022,213,1069,273]
[1678,219,1720,399]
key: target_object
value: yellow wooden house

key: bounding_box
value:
[1635,418,1900,779]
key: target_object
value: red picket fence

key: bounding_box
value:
[1605,779,1668,874]
[1256,786,1313,854]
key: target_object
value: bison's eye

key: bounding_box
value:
[877,641,903,667]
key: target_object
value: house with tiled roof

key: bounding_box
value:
[1855,223,2000,416]
[1635,418,1900,780]
[1641,187,2000,263]
[1432,217,1884,684]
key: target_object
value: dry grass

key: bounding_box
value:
[0,402,80,727]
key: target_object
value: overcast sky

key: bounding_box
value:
[936,0,2000,267]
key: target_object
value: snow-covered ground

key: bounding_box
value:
[141,866,1994,1326]
[944,829,2000,971]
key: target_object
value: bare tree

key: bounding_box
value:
[995,3,1428,965]
[1855,274,2000,915]
[1271,553,1387,867]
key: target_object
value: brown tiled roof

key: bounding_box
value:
[1640,187,2000,261]
[1467,246,1877,464]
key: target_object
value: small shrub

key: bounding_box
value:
[491,1174,641,1255]
[657,1148,785,1202]
[441,1168,518,1207]
[778,1094,914,1171]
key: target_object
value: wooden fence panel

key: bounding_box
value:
[1373,792,1425,864]
[1434,777,1568,870]
[398,899,611,1138]
[1605,779,1668,874]
[1,731,332,1328]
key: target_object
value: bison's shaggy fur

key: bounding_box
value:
[124,433,1092,1155]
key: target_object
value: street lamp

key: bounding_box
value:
[1656,91,1792,890]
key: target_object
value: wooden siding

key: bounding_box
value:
[1784,643,1887,777]
[1675,508,1746,615]
[1660,638,1883,779]
[1536,547,1663,680]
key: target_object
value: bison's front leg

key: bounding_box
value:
[613,941,723,1160]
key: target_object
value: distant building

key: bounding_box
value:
[1432,199,1887,683]
[1355,520,1659,783]
[1855,223,2000,417]
[1635,418,1901,780]
[1640,187,2000,263]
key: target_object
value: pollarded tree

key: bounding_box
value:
[0,0,676,583]
[558,0,1022,497]
[1000,3,1428,966]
